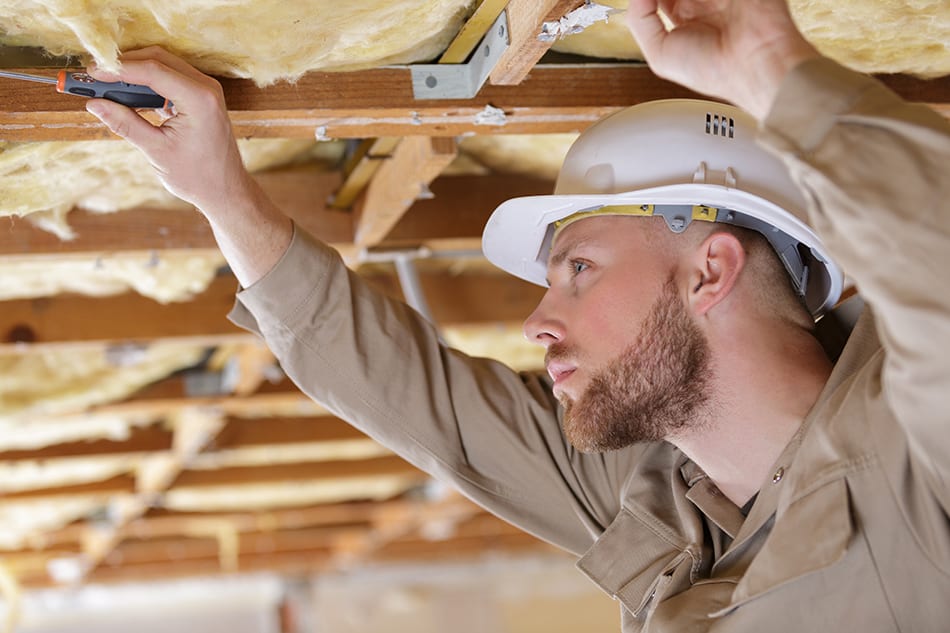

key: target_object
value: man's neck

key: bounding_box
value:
[669,324,833,507]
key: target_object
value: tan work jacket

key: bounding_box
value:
[231,58,950,632]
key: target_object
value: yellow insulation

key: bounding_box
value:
[550,0,950,77]
[0,138,341,239]
[0,0,476,82]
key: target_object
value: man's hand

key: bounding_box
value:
[85,46,292,288]
[626,0,820,119]
[85,46,251,215]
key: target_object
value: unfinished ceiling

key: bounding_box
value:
[0,0,947,615]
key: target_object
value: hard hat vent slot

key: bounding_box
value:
[705,113,735,138]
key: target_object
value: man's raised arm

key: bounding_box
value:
[84,46,292,288]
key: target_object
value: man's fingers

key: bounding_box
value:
[87,56,223,118]
[85,98,164,152]
[625,0,668,59]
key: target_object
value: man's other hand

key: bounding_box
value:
[626,0,821,119]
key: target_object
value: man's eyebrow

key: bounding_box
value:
[549,235,591,267]
[546,237,589,283]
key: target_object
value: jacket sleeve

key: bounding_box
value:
[759,57,950,499]
[228,227,635,555]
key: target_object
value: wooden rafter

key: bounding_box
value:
[328,136,401,210]
[439,0,510,64]
[0,172,552,256]
[490,0,586,86]
[2,66,946,142]
[353,136,458,247]
[0,268,543,348]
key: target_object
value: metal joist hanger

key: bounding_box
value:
[409,10,510,100]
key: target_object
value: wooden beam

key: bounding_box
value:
[328,137,401,210]
[171,455,421,489]
[353,136,458,247]
[211,415,369,450]
[0,474,135,501]
[0,425,172,461]
[0,65,696,141]
[0,266,544,348]
[0,172,551,256]
[490,0,585,86]
[38,497,485,549]
[3,65,945,141]
[17,513,544,587]
[0,455,419,504]
[0,273,242,347]
[439,0,510,64]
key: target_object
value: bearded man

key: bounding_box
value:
[85,0,950,629]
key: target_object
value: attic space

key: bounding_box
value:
[0,1,947,632]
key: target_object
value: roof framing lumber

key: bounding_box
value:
[170,454,422,488]
[328,136,401,210]
[39,498,483,549]
[353,136,458,247]
[0,267,544,348]
[0,65,692,141]
[490,0,586,86]
[439,0,509,64]
[0,455,420,503]
[0,172,551,256]
[0,65,946,142]
[1,64,944,145]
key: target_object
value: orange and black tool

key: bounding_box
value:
[0,69,169,108]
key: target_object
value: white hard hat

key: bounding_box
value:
[481,99,843,317]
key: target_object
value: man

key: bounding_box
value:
[85,0,950,629]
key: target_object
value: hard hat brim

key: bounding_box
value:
[482,183,843,316]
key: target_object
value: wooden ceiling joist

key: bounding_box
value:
[328,136,401,210]
[1,66,947,142]
[0,172,552,257]
[0,268,543,348]
[170,454,421,489]
[0,455,419,504]
[353,136,458,247]
[0,65,698,141]
[439,0,509,64]
[490,0,586,86]
[40,498,478,550]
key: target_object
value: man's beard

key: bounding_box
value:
[548,279,713,452]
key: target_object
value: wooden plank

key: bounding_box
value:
[490,0,585,86]
[328,137,401,210]
[0,456,418,503]
[0,273,242,346]
[0,65,693,141]
[212,415,369,450]
[171,455,421,488]
[39,498,484,548]
[0,266,544,347]
[353,136,458,247]
[0,425,172,461]
[3,65,945,141]
[439,0,510,63]
[0,473,136,501]
[0,172,551,256]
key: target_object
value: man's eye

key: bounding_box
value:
[571,260,589,275]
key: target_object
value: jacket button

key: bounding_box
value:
[772,467,785,484]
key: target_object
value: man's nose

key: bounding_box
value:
[523,292,564,348]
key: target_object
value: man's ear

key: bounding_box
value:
[686,232,746,316]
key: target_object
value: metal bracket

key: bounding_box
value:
[410,10,510,100]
